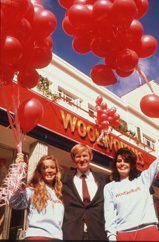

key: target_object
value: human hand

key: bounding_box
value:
[15,153,24,163]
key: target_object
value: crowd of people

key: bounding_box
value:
[6,143,159,240]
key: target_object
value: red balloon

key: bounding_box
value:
[18,98,44,132]
[101,113,108,121]
[14,39,34,71]
[62,16,75,36]
[91,37,112,58]
[86,0,97,3]
[96,95,103,105]
[96,105,104,116]
[116,48,138,72]
[100,102,108,110]
[67,4,92,28]
[140,94,159,118]
[113,113,120,120]
[24,1,34,23]
[137,35,158,58]
[134,0,149,19]
[0,65,15,86]
[90,64,117,86]
[1,36,23,67]
[74,0,87,3]
[33,2,44,12]
[126,19,144,42]
[32,9,57,39]
[31,0,43,5]
[93,19,113,42]
[29,45,52,69]
[111,119,120,127]
[58,0,74,9]
[92,0,113,23]
[105,52,118,69]
[72,35,91,54]
[9,18,32,43]
[73,0,96,5]
[101,120,109,129]
[108,107,117,116]
[18,69,39,89]
[107,116,114,124]
[36,36,53,50]
[112,0,137,26]
[116,69,134,77]
[1,0,30,25]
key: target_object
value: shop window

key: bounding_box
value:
[136,127,141,141]
[0,158,8,186]
[9,209,25,240]
[88,105,95,118]
[143,134,155,150]
[0,146,15,239]
[58,88,74,102]
[58,87,82,107]
[0,145,28,239]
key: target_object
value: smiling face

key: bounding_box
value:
[116,154,131,180]
[40,159,57,185]
[73,149,91,173]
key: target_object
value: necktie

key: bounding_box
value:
[81,173,90,207]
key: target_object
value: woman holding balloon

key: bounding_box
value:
[9,153,64,240]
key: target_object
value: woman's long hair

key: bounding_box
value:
[27,155,63,212]
[112,148,139,181]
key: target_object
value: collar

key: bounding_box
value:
[76,169,91,178]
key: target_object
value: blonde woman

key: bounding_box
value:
[9,154,64,240]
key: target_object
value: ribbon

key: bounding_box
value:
[0,162,27,207]
[136,65,155,94]
[1,84,24,153]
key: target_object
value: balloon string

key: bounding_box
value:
[11,85,23,153]
[1,85,22,153]
[136,65,155,94]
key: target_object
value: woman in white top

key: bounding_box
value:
[9,154,64,240]
[104,147,159,241]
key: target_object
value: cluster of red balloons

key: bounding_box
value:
[0,0,57,138]
[59,0,158,86]
[0,0,57,89]
[95,95,120,134]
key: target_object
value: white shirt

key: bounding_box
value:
[104,158,159,241]
[73,169,98,201]
[10,185,64,239]
[74,169,98,232]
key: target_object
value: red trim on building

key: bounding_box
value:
[0,83,156,171]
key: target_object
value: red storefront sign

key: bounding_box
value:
[0,84,156,171]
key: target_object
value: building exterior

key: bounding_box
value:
[0,54,159,239]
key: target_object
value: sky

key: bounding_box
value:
[41,0,159,97]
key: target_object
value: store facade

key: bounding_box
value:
[0,83,158,239]
[0,55,159,239]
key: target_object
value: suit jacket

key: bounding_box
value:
[62,167,109,240]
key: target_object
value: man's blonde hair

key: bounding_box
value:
[70,143,93,160]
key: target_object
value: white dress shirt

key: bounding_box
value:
[73,169,98,201]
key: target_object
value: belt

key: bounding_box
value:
[25,236,57,240]
[121,223,157,232]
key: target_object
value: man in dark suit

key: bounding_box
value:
[62,143,110,240]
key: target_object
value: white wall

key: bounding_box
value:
[35,54,159,158]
